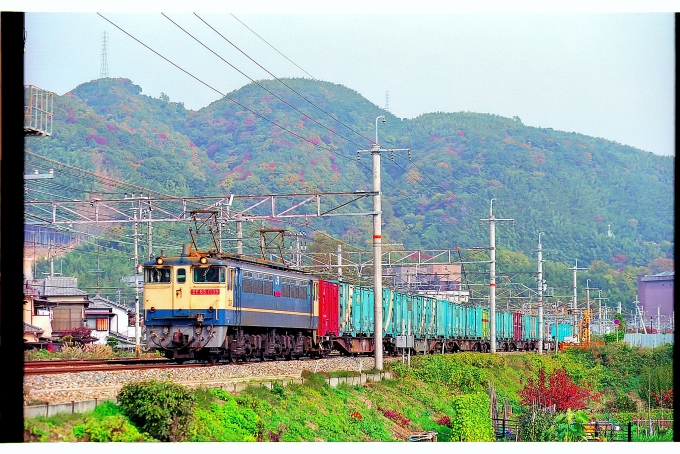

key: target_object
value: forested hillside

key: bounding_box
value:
[24,77,674,306]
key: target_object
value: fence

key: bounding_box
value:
[493,418,673,442]
[623,333,674,348]
[492,416,519,441]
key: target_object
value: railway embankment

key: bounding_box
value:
[22,346,674,442]
[24,356,395,411]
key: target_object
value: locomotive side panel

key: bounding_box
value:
[237,268,317,330]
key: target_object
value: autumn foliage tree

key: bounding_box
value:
[518,367,602,412]
[59,327,98,345]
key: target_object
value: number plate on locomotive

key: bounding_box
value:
[190,288,220,295]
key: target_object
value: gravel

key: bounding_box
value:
[24,356,397,405]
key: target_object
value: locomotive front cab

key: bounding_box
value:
[143,246,237,359]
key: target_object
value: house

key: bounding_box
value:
[25,276,90,340]
[22,279,52,344]
[85,294,136,348]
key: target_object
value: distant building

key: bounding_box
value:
[637,271,674,331]
[85,294,136,348]
[387,264,469,303]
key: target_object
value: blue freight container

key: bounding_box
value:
[550,323,572,342]
[338,282,374,336]
[495,311,513,340]
[423,295,438,338]
[471,307,483,338]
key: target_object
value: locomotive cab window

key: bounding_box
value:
[193,266,226,283]
[144,267,171,283]
[177,268,187,284]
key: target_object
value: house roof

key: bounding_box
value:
[36,277,89,297]
[89,294,131,312]
[653,271,675,277]
[23,322,44,334]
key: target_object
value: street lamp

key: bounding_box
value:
[375,115,385,145]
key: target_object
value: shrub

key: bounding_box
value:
[449,392,495,441]
[553,409,589,442]
[436,415,451,427]
[117,379,196,441]
[188,389,260,442]
[73,414,152,442]
[377,407,410,428]
[518,407,556,441]
[518,366,602,411]
[637,366,673,408]
[604,391,638,413]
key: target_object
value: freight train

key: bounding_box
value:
[142,241,550,363]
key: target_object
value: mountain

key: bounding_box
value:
[25,77,674,272]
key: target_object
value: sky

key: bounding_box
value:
[21,2,676,156]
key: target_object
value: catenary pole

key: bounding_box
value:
[356,115,410,370]
[481,199,513,353]
[537,232,544,354]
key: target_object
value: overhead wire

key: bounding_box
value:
[194,13,375,146]
[93,14,435,220]
[98,13,369,171]
[162,13,371,149]
[230,13,316,80]
[32,15,512,284]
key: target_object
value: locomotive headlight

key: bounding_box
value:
[208,306,214,312]
[156,257,164,265]
[149,307,156,313]
[199,256,208,264]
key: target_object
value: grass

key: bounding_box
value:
[23,349,674,442]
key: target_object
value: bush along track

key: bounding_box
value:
[23,347,674,442]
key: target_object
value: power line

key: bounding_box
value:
[230,13,316,80]
[162,13,369,149]
[195,13,375,146]
[97,13,364,166]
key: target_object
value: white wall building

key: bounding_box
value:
[85,294,136,348]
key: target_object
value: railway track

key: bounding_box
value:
[23,355,343,375]
[23,358,193,375]
[24,349,533,376]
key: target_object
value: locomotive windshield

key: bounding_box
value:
[144,267,171,283]
[194,266,226,283]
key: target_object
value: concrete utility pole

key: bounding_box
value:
[133,219,140,357]
[337,244,343,282]
[480,199,513,353]
[126,193,147,358]
[537,232,545,354]
[236,220,243,255]
[634,295,647,334]
[569,259,586,341]
[594,290,607,335]
[356,115,410,371]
